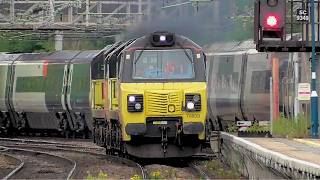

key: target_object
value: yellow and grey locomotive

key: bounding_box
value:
[92,32,207,158]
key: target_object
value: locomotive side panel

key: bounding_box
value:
[11,52,80,131]
[207,52,244,124]
[12,60,49,113]
[68,50,105,133]
[12,61,64,129]
[242,53,271,121]
[0,61,10,111]
[0,54,20,132]
[67,62,92,132]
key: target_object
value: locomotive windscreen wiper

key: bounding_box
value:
[176,41,194,64]
[134,42,149,64]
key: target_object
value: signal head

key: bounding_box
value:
[265,15,278,28]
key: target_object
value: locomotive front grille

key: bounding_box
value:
[145,91,182,116]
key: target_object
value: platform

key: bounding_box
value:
[220,132,320,179]
[246,138,320,167]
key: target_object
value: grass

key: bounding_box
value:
[202,160,241,179]
[148,168,182,179]
[149,171,165,179]
[130,174,143,180]
[272,114,310,138]
[227,121,269,133]
[86,170,108,180]
[246,122,269,132]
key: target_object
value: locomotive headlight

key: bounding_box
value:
[185,94,201,111]
[135,103,142,110]
[193,95,200,102]
[128,96,136,102]
[160,35,166,42]
[128,94,143,112]
[187,102,195,110]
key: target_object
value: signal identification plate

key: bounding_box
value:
[296,9,309,22]
[153,121,168,125]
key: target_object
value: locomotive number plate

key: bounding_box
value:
[153,121,168,125]
[186,114,200,118]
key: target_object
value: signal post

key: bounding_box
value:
[254,0,319,138]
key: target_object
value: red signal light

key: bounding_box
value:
[265,15,279,28]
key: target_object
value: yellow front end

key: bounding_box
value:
[119,82,207,141]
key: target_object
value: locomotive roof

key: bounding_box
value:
[15,53,47,61]
[125,34,202,50]
[0,53,22,63]
[204,40,257,54]
[71,50,103,63]
[12,51,81,63]
[44,51,81,62]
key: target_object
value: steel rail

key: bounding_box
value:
[1,152,25,180]
[188,161,210,180]
[136,163,147,180]
[1,147,77,180]
[1,142,146,180]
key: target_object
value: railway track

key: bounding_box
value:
[0,137,98,151]
[0,139,146,179]
[0,138,215,179]
[0,147,76,180]
[188,161,210,180]
[139,154,212,179]
[0,151,24,180]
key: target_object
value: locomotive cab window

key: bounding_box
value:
[132,49,194,80]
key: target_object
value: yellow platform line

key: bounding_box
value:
[293,138,320,148]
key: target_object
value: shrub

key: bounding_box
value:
[272,114,310,138]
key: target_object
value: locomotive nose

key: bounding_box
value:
[144,89,183,116]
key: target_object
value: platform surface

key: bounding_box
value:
[245,138,320,166]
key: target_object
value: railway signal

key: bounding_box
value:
[258,0,286,40]
[255,0,319,138]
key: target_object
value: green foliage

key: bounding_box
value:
[86,170,108,180]
[64,38,114,50]
[235,0,254,18]
[227,123,238,133]
[203,160,240,179]
[272,114,310,138]
[130,174,142,180]
[0,32,54,53]
[0,32,114,53]
[225,0,254,41]
[227,21,254,41]
[246,122,269,132]
[149,171,164,179]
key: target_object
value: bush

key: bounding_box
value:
[272,114,310,138]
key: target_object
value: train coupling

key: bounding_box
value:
[160,126,169,156]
